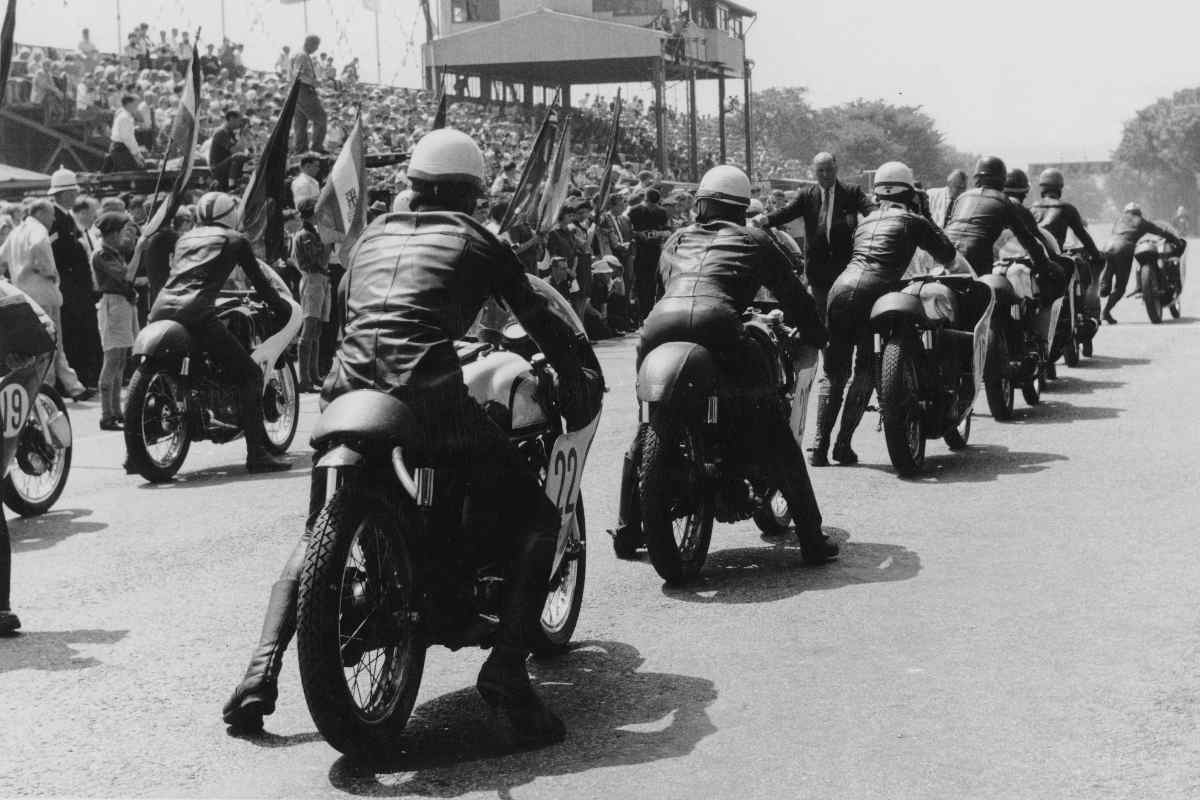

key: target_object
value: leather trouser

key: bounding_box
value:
[192,316,269,458]
[1102,245,1135,313]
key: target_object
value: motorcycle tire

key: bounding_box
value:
[1082,338,1094,358]
[639,406,714,585]
[1141,266,1163,324]
[262,361,300,456]
[1170,302,1182,320]
[123,365,191,483]
[297,488,425,759]
[878,337,926,476]
[943,409,972,452]
[984,334,1015,422]
[2,386,71,517]
[530,500,586,657]
[1063,332,1080,367]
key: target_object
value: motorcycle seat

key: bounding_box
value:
[903,282,959,326]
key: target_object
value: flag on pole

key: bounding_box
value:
[432,91,448,130]
[0,0,16,110]
[499,91,561,234]
[537,118,574,233]
[314,114,367,243]
[592,91,623,217]
[240,76,301,263]
[126,42,201,280]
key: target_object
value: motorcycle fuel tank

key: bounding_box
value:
[462,350,548,432]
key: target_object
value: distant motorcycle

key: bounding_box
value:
[870,274,995,476]
[1133,234,1186,324]
[295,277,602,758]
[1,327,72,517]
[123,289,302,482]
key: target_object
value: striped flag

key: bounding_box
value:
[499,91,561,235]
[0,0,15,111]
[592,91,623,217]
[314,115,367,243]
[537,118,574,233]
[126,43,201,280]
[240,77,301,263]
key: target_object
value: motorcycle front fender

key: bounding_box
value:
[635,341,718,408]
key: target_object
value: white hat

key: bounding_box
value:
[590,256,619,275]
[49,165,79,194]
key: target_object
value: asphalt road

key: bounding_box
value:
[4,248,1200,799]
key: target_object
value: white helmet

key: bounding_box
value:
[696,165,751,208]
[1123,202,1142,216]
[195,192,240,227]
[49,165,79,195]
[873,161,914,197]
[407,128,486,188]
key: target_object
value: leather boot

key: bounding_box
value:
[809,394,838,467]
[476,646,566,748]
[609,428,645,558]
[223,579,297,731]
[832,376,871,465]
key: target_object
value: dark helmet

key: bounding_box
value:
[1004,168,1030,195]
[973,156,1007,186]
[1038,168,1065,192]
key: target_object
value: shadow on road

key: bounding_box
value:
[902,444,1068,483]
[0,628,128,673]
[1076,354,1151,370]
[325,640,716,797]
[1007,401,1121,425]
[661,528,919,604]
[135,458,311,490]
[1042,376,1126,395]
[227,729,326,749]
[8,508,108,552]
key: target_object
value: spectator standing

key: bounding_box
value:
[48,168,103,390]
[0,200,90,401]
[102,95,145,172]
[30,61,65,122]
[490,160,518,196]
[71,196,99,262]
[209,110,249,191]
[176,32,193,70]
[291,197,329,391]
[291,36,328,153]
[275,46,291,79]
[291,152,323,209]
[596,191,635,291]
[91,212,139,430]
[627,187,672,321]
[200,44,220,78]
[341,58,360,85]
[927,169,968,229]
[77,28,99,71]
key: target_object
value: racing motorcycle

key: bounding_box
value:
[980,254,1062,419]
[1,304,72,517]
[1055,246,1102,365]
[294,277,603,758]
[123,287,302,482]
[870,272,994,476]
[1133,233,1186,324]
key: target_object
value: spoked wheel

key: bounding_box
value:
[878,337,926,476]
[262,361,300,455]
[297,489,425,759]
[944,408,972,452]
[124,365,191,483]
[531,500,586,657]
[2,386,72,517]
[638,406,714,585]
[985,334,1015,421]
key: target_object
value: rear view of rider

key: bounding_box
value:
[1032,168,1103,296]
[1002,169,1066,300]
[223,129,599,747]
[638,165,838,564]
[944,157,1052,277]
[811,162,958,467]
[147,192,292,472]
[1100,202,1185,324]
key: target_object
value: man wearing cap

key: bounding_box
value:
[48,167,103,391]
[290,35,327,154]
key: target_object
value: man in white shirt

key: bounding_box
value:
[291,153,322,209]
[102,95,144,172]
[0,201,89,399]
[77,28,99,70]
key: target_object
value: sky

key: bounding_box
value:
[11,0,1200,170]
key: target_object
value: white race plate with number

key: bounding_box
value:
[1,383,30,439]
[545,414,601,578]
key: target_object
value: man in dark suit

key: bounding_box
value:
[757,152,876,321]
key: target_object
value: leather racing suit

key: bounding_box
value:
[1033,197,1103,297]
[814,202,957,460]
[1101,212,1184,317]
[945,187,1052,277]
[150,224,291,462]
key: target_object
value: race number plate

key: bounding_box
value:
[545,415,601,578]
[1,383,29,439]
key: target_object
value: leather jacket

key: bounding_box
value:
[1107,212,1181,253]
[324,211,588,400]
[654,219,827,347]
[844,202,957,282]
[1032,197,1100,260]
[944,187,1050,274]
[150,225,287,326]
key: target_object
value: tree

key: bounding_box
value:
[1111,86,1200,218]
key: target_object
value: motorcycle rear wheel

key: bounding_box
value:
[297,489,425,759]
[639,406,714,585]
[878,337,926,476]
[2,386,71,517]
[985,334,1015,421]
[1142,266,1163,324]
[124,365,191,483]
[530,500,586,657]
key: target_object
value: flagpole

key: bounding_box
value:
[220,0,227,41]
[374,9,382,84]
[115,0,122,51]
[303,0,310,34]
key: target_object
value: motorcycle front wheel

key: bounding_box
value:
[124,365,191,483]
[530,500,586,657]
[297,489,425,759]
[639,406,714,585]
[2,386,71,517]
[878,337,926,476]
[984,333,1015,421]
[262,361,299,455]
[1141,266,1163,324]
